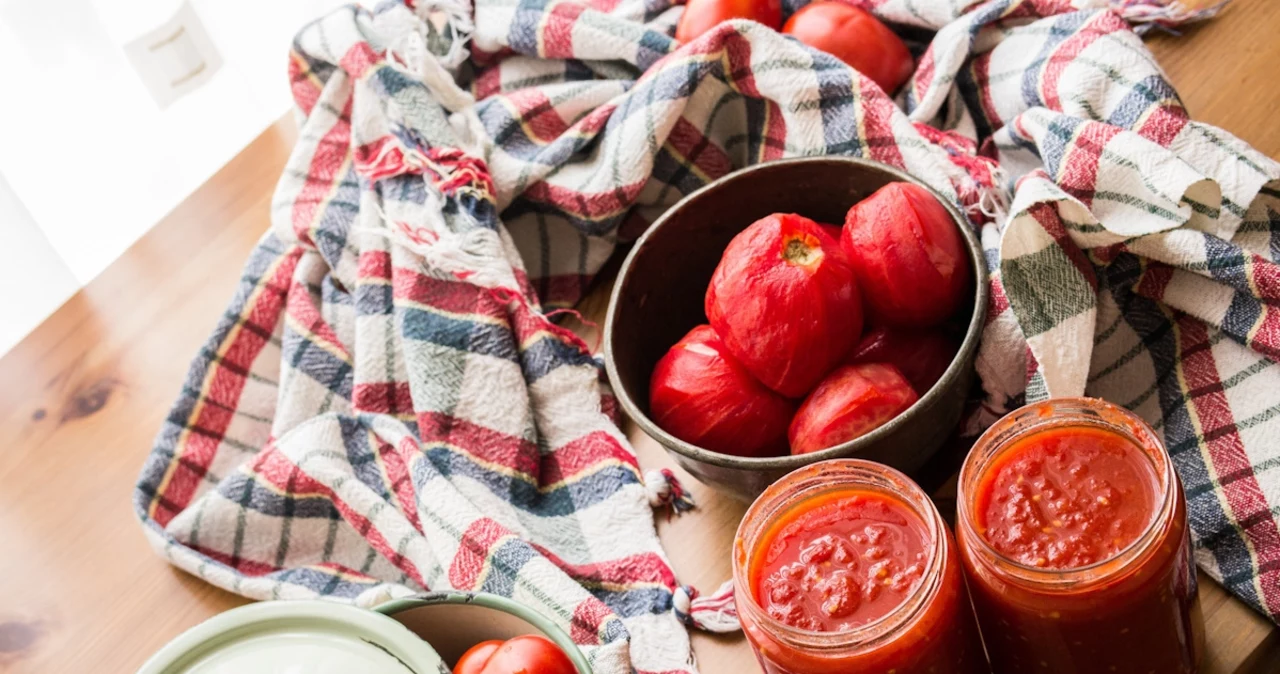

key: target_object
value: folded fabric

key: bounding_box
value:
[136,2,1280,673]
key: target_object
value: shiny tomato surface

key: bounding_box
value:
[453,636,576,674]
[975,426,1159,569]
[649,325,795,457]
[454,641,503,674]
[788,363,917,455]
[782,2,914,93]
[676,0,782,43]
[846,326,957,395]
[706,213,862,398]
[752,489,929,631]
[844,182,970,328]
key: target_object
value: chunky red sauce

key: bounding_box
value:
[959,406,1203,674]
[975,425,1159,569]
[752,490,928,631]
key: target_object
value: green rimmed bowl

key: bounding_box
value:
[136,600,445,674]
[136,592,591,674]
[377,592,592,674]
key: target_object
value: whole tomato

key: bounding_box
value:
[843,182,971,328]
[453,635,576,674]
[454,641,503,674]
[676,0,782,43]
[783,2,914,94]
[847,326,958,395]
[650,325,795,457]
[706,213,863,398]
[789,362,918,455]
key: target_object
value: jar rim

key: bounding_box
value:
[732,459,947,653]
[955,397,1176,587]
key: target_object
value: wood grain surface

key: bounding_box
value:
[2,3,1279,671]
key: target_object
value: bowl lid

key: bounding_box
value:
[137,600,445,674]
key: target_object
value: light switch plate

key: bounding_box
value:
[123,1,222,109]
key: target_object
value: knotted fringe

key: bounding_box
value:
[1090,0,1231,34]
[380,1,489,157]
[971,163,1011,224]
[402,0,475,69]
[911,122,1011,226]
[644,468,696,517]
[545,307,602,353]
[674,580,740,633]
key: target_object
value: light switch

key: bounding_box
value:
[122,1,222,108]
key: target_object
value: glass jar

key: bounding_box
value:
[956,398,1203,674]
[732,459,987,674]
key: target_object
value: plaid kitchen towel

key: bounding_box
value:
[135,0,1280,670]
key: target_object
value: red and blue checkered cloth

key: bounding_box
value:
[136,0,1280,670]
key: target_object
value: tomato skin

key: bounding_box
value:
[463,635,577,674]
[782,2,914,94]
[788,362,918,455]
[843,182,971,328]
[650,325,795,457]
[817,222,844,243]
[846,326,958,395]
[706,213,863,398]
[454,641,504,674]
[675,0,783,43]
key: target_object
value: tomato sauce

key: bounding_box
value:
[752,490,928,631]
[957,399,1203,674]
[734,462,988,674]
[975,426,1159,569]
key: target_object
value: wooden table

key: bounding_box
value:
[3,2,1280,671]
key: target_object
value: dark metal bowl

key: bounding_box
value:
[603,157,989,502]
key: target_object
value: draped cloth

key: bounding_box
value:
[136,2,1280,673]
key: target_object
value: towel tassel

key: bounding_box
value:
[674,581,740,633]
[645,468,696,517]
[1080,0,1231,34]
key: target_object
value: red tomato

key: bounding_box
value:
[843,182,971,328]
[817,222,844,242]
[676,0,783,43]
[788,363,918,455]
[453,636,576,674]
[649,325,795,457]
[706,213,862,398]
[846,326,958,395]
[454,641,503,674]
[782,2,914,94]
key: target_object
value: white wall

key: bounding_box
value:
[0,173,80,353]
[0,0,347,354]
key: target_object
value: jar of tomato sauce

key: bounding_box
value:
[732,460,987,674]
[956,398,1204,674]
